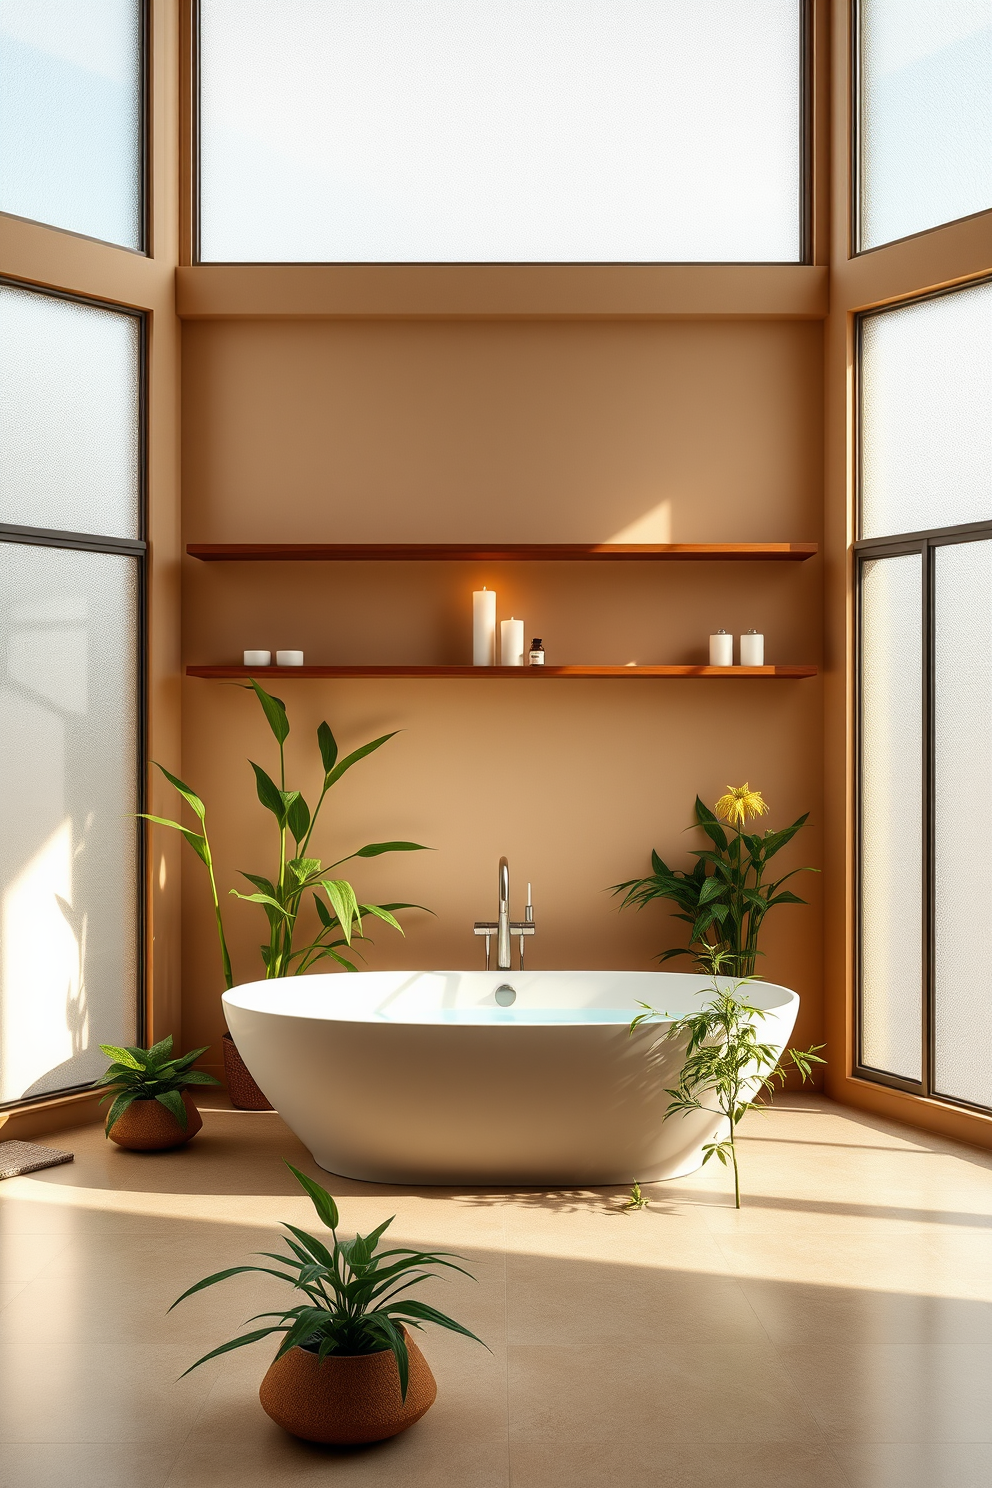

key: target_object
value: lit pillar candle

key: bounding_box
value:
[473,588,497,665]
[501,617,524,666]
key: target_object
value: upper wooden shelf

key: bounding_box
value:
[187,542,817,563]
[187,664,818,681]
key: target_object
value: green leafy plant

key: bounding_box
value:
[171,1163,486,1399]
[612,784,814,977]
[622,1180,649,1212]
[630,960,824,1208]
[93,1036,220,1135]
[143,681,431,988]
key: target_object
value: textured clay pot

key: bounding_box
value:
[108,1091,203,1151]
[258,1329,437,1444]
[222,1031,273,1111]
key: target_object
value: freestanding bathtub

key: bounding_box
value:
[223,970,799,1186]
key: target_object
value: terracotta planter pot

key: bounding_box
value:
[108,1091,203,1151]
[258,1328,437,1444]
[222,1031,273,1111]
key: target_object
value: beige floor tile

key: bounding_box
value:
[739,1276,992,1345]
[833,1441,992,1488]
[0,1232,69,1284]
[713,1229,992,1295]
[165,1431,509,1487]
[509,1440,851,1488]
[505,1251,767,1345]
[781,1341,992,1442]
[0,1442,179,1488]
[0,1343,223,1444]
[507,1340,823,1445]
[0,1280,25,1310]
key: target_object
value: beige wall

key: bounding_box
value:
[180,315,825,1074]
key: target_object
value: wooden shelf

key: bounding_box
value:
[187,542,817,563]
[187,664,818,681]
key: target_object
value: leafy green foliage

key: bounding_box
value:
[630,957,824,1208]
[612,794,815,976]
[171,1163,487,1398]
[92,1035,220,1137]
[148,681,433,986]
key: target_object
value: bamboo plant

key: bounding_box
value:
[630,957,825,1208]
[143,681,429,988]
[612,784,814,977]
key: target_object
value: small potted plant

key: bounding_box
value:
[93,1036,220,1150]
[171,1163,486,1444]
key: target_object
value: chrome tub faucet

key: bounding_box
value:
[474,856,536,970]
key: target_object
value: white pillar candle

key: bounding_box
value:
[501,617,525,666]
[243,650,271,667]
[473,588,497,665]
[276,650,304,666]
[709,631,733,666]
[739,631,765,667]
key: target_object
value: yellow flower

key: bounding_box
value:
[715,784,769,829]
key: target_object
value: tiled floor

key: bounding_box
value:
[2,1095,992,1487]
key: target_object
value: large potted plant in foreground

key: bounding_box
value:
[172,1163,486,1444]
[145,681,430,1107]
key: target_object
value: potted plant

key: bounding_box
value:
[144,681,431,1107]
[612,784,815,976]
[93,1036,220,1151]
[171,1163,486,1444]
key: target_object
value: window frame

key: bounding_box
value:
[0,277,148,1110]
[192,0,815,268]
[0,0,150,256]
[851,0,992,259]
[853,279,992,1114]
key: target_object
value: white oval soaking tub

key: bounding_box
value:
[223,970,799,1186]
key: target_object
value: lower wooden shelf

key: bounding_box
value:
[187,664,818,680]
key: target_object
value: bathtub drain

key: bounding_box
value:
[494,985,517,1006]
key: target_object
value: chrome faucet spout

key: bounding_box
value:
[497,856,511,970]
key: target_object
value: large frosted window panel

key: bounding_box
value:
[859,1,992,251]
[0,0,143,249]
[860,554,923,1081]
[0,544,138,1103]
[860,283,992,540]
[0,286,140,540]
[933,541,992,1108]
[199,0,803,263]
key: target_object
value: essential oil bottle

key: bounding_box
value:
[528,638,545,665]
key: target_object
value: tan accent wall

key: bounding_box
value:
[0,0,182,1139]
[179,311,825,1077]
[823,1,992,1150]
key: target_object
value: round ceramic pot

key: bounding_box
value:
[222,1032,273,1111]
[258,1328,437,1444]
[108,1091,203,1151]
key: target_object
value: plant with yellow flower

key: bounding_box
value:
[611,785,814,977]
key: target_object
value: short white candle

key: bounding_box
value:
[501,617,525,666]
[739,632,765,667]
[473,588,497,666]
[276,650,304,666]
[244,650,271,667]
[709,631,733,667]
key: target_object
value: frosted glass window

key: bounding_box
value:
[933,540,992,1108]
[0,0,143,250]
[859,0,992,252]
[199,0,804,264]
[0,543,138,1103]
[860,282,992,540]
[0,285,141,540]
[860,553,923,1081]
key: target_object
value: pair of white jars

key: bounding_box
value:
[244,650,304,667]
[709,631,764,667]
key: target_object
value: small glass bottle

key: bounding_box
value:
[528,638,545,665]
